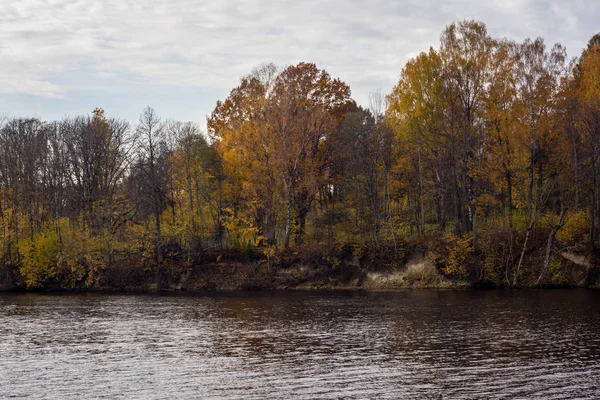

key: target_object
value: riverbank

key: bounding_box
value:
[163,253,472,292]
[1,245,598,292]
[0,258,467,293]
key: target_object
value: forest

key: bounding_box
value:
[1,20,600,290]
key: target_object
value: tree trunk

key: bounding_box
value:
[506,169,513,224]
[514,220,535,287]
[536,208,567,286]
[417,144,425,237]
[527,148,535,222]
[154,187,162,270]
[472,202,478,248]
[284,197,291,249]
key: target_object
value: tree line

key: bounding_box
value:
[1,20,599,288]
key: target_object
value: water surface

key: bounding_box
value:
[1,290,599,399]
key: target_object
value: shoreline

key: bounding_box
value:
[2,261,596,293]
[2,246,598,293]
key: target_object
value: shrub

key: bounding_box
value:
[18,229,61,288]
[556,210,588,245]
[440,232,473,278]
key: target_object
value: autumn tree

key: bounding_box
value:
[438,20,496,244]
[133,106,168,269]
[267,62,353,246]
[388,48,446,236]
[209,62,352,248]
[511,38,566,285]
[571,36,600,250]
[0,118,50,259]
[166,121,218,249]
[208,64,279,246]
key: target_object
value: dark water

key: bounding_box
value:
[1,290,599,399]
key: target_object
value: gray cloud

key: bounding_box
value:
[0,0,598,125]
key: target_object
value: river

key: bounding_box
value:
[1,290,599,399]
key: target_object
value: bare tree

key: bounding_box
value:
[136,106,167,270]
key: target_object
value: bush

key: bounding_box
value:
[441,233,473,278]
[18,229,61,288]
[428,232,473,279]
[556,210,589,245]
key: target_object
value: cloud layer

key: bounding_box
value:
[0,0,598,125]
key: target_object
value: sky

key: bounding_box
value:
[0,0,598,130]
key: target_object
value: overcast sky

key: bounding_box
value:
[1,0,598,129]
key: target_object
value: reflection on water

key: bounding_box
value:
[1,290,599,399]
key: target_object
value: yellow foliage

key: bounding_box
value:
[556,211,588,244]
[18,228,60,288]
[56,218,106,288]
[124,222,155,264]
[441,233,473,278]
[223,208,262,248]
[263,247,276,259]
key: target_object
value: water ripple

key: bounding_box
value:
[1,290,599,399]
